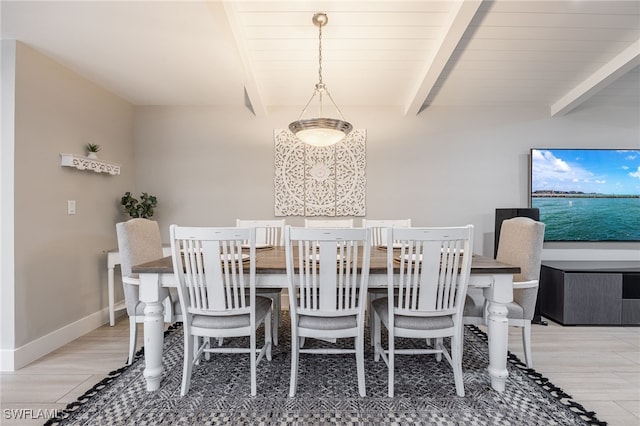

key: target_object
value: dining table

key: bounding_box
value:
[132,246,520,393]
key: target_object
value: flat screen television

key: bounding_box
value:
[530,148,640,242]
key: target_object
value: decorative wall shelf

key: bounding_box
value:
[60,153,121,175]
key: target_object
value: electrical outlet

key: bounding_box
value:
[67,200,76,215]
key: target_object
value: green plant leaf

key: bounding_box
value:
[86,143,101,152]
[120,191,158,219]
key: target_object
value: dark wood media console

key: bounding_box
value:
[539,261,640,325]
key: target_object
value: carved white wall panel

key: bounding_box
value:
[274,129,366,217]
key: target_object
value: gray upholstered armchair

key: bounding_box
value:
[464,216,545,367]
[116,218,180,365]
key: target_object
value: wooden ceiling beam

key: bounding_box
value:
[551,39,640,117]
[404,0,483,116]
[222,1,266,117]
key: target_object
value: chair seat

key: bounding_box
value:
[298,314,357,330]
[372,298,454,330]
[190,296,271,329]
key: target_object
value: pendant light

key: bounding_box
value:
[289,12,353,147]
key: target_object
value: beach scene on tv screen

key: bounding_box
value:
[531,149,640,241]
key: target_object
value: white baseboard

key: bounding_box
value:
[0,308,110,372]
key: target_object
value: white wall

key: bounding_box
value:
[134,104,640,259]
[1,42,135,370]
[1,40,18,368]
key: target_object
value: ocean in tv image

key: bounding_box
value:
[530,149,640,241]
[532,197,640,241]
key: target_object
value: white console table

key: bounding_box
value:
[105,245,172,326]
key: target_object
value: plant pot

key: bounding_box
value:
[87,152,98,160]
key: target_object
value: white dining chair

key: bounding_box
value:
[236,219,285,345]
[463,217,545,368]
[304,218,354,228]
[170,225,272,396]
[284,225,372,397]
[116,218,181,365]
[362,219,412,343]
[372,225,474,397]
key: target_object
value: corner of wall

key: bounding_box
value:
[1,39,17,361]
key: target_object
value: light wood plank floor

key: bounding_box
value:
[1,316,638,425]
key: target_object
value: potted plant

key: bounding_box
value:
[121,192,158,219]
[86,143,101,159]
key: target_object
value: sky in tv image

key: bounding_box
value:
[531,149,640,196]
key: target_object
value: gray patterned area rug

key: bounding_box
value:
[47,316,604,425]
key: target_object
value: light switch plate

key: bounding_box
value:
[67,200,76,215]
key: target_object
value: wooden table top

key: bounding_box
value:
[132,246,520,276]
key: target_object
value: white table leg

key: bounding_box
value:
[108,265,115,326]
[139,272,165,392]
[483,273,513,392]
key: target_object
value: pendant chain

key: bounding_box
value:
[318,23,323,85]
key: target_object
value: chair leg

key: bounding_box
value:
[181,330,194,396]
[127,317,137,365]
[522,321,533,368]
[163,296,173,323]
[368,293,374,345]
[436,337,443,362]
[451,330,465,397]
[193,337,212,364]
[204,337,212,361]
[289,331,299,397]
[272,295,280,346]
[388,332,395,397]
[193,336,202,364]
[250,327,257,396]
[373,311,382,362]
[368,292,384,345]
[356,331,366,397]
[265,311,272,361]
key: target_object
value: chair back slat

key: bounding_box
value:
[236,219,285,246]
[362,219,411,246]
[390,226,473,317]
[171,226,255,315]
[286,226,370,315]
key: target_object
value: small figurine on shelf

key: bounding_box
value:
[86,143,101,159]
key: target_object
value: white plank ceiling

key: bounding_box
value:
[2,0,639,117]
